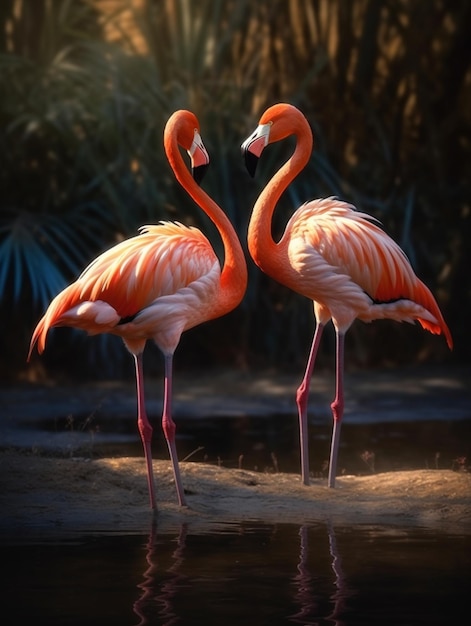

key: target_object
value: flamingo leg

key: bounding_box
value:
[162,353,187,507]
[328,331,346,488]
[134,353,157,510]
[296,322,325,485]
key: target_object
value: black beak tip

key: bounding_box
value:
[192,163,209,185]
[243,149,259,178]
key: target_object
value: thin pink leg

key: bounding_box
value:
[162,353,187,507]
[328,331,345,488]
[296,322,324,485]
[134,353,157,509]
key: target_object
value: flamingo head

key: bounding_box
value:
[166,110,210,184]
[241,103,309,177]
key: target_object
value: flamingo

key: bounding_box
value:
[241,103,452,488]
[28,109,247,509]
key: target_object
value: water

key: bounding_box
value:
[94,414,471,478]
[2,521,469,625]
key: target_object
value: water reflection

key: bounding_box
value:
[133,522,354,625]
[326,522,352,626]
[3,521,468,625]
[133,523,156,625]
[289,525,318,624]
[289,523,353,625]
[133,523,188,625]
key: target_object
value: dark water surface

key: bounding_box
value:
[94,414,471,480]
[2,521,469,625]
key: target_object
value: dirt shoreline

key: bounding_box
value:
[1,451,470,538]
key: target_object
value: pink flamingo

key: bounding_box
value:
[242,103,452,487]
[29,110,247,509]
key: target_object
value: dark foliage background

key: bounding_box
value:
[0,0,469,382]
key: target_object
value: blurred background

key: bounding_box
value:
[1,0,469,383]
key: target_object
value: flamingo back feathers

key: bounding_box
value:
[29,222,220,357]
[80,223,216,314]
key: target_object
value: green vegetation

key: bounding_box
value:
[1,0,469,381]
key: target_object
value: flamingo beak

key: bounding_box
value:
[241,123,271,177]
[188,130,210,184]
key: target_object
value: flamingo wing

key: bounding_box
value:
[285,197,452,346]
[298,199,417,294]
[29,222,221,355]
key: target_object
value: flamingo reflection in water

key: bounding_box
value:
[290,523,352,626]
[326,522,351,626]
[132,522,353,625]
[290,525,318,624]
[133,524,188,626]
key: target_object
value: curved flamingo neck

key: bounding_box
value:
[248,114,313,278]
[165,118,247,315]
